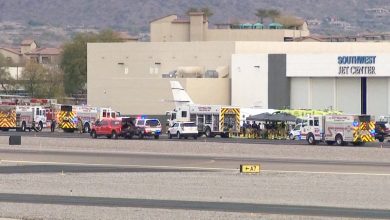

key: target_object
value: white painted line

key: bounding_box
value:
[0,159,237,172]
[261,169,390,176]
[2,159,390,176]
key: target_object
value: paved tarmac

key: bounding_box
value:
[0,135,390,219]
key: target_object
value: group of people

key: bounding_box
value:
[241,121,290,139]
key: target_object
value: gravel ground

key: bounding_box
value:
[1,136,390,219]
[0,204,372,220]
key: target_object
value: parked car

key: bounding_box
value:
[375,121,389,142]
[134,118,162,139]
[167,122,198,139]
[90,118,122,139]
[289,123,302,140]
[120,117,137,139]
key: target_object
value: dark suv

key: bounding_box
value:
[375,121,388,142]
[121,117,137,139]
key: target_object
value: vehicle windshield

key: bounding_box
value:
[146,119,160,127]
[183,123,196,127]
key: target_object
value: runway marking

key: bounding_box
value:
[261,169,390,176]
[0,159,236,172]
[1,159,390,176]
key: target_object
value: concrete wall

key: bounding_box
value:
[0,49,22,64]
[206,29,309,42]
[231,54,268,108]
[87,42,234,115]
[235,42,390,54]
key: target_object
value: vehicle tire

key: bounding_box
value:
[21,122,26,132]
[194,135,198,140]
[326,141,335,145]
[335,134,345,146]
[91,130,97,139]
[111,131,117,139]
[184,136,188,139]
[289,134,295,140]
[168,131,172,139]
[177,132,181,139]
[154,135,159,139]
[307,133,316,145]
[84,123,90,133]
[205,127,213,138]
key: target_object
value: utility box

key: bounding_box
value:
[9,136,21,145]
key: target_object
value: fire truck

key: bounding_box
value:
[73,105,117,133]
[300,114,376,146]
[167,104,240,138]
[56,104,117,132]
[0,105,47,131]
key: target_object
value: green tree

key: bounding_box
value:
[200,7,214,19]
[21,61,65,98]
[0,53,15,94]
[255,9,268,24]
[21,61,46,98]
[60,29,123,96]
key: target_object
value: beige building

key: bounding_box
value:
[150,13,310,42]
[88,41,390,117]
[0,39,61,66]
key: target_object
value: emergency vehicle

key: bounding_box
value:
[167,104,240,138]
[56,104,117,132]
[300,115,376,146]
[0,105,47,131]
[73,105,117,133]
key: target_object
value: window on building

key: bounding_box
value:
[42,57,50,64]
[181,111,187,118]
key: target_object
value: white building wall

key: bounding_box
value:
[290,78,310,109]
[311,78,335,110]
[231,54,268,108]
[336,78,361,114]
[367,78,388,116]
[291,77,361,114]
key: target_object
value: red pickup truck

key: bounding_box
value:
[91,118,122,139]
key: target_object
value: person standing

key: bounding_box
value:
[77,117,83,134]
[50,119,56,132]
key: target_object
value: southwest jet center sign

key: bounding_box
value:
[287,54,390,77]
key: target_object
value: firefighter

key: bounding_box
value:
[77,117,83,134]
[50,119,56,132]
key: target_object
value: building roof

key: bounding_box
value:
[25,47,61,55]
[149,14,177,23]
[0,47,22,55]
[21,39,36,46]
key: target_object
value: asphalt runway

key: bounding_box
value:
[1,148,390,174]
[0,193,389,219]
[1,133,390,219]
